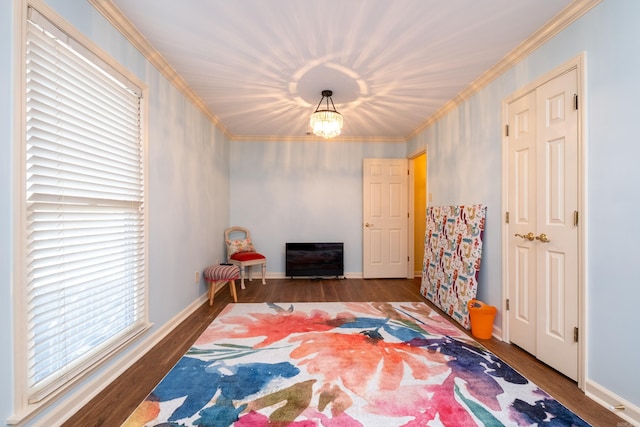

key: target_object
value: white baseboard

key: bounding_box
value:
[32,294,208,427]
[585,379,640,426]
[492,324,503,341]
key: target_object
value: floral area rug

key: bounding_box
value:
[123,302,589,426]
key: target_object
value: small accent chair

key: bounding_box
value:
[224,226,266,289]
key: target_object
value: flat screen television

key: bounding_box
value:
[285,242,344,278]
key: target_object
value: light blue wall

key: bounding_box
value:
[408,0,640,407]
[408,96,504,313]
[1,2,16,424]
[3,0,639,424]
[1,0,230,425]
[230,141,406,275]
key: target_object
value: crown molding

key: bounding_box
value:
[231,134,406,143]
[88,0,232,139]
[89,0,600,144]
[407,0,602,140]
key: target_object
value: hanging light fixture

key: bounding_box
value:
[310,90,343,139]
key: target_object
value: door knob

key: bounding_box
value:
[365,222,374,228]
[535,233,550,243]
[515,232,535,241]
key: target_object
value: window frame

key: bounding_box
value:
[11,0,149,422]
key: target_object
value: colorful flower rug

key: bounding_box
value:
[123,302,589,427]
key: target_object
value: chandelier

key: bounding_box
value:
[310,90,343,139]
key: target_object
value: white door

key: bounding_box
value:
[506,90,538,356]
[506,69,579,380]
[363,158,408,278]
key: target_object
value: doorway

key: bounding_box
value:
[412,153,427,278]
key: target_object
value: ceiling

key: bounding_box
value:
[104,0,576,141]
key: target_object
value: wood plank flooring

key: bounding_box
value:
[64,278,622,426]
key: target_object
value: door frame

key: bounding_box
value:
[501,53,587,389]
[408,150,427,279]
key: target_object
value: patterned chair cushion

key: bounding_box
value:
[203,264,240,281]
[226,238,256,257]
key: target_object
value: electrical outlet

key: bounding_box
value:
[194,271,200,283]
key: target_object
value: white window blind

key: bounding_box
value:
[25,8,146,402]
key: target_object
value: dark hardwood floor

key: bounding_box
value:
[64,278,622,426]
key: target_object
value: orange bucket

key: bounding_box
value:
[468,299,497,340]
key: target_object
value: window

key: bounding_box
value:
[21,6,147,405]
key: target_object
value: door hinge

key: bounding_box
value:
[573,327,579,342]
[505,124,509,136]
[506,299,510,311]
[574,94,579,110]
[505,212,510,224]
[574,211,579,226]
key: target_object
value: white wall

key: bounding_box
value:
[1,0,231,425]
[407,0,640,413]
[230,140,406,276]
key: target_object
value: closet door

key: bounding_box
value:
[506,90,538,356]
[534,70,579,380]
[506,69,579,381]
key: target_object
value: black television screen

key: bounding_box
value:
[285,242,344,278]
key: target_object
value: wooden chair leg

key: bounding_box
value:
[230,279,237,302]
[207,279,238,305]
[261,262,266,285]
[207,280,216,306]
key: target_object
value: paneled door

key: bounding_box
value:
[363,158,408,278]
[506,68,579,380]
[506,90,538,356]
